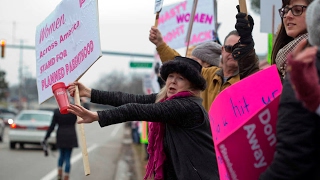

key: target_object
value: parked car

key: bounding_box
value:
[0,107,17,115]
[8,110,56,149]
[0,113,16,126]
[0,118,5,142]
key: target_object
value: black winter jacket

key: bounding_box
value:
[44,109,78,148]
[260,62,320,180]
[91,90,219,180]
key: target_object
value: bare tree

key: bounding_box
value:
[93,70,144,94]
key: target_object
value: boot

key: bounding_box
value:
[63,175,69,180]
[63,172,69,180]
[57,168,63,180]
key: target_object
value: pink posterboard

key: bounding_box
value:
[209,65,282,180]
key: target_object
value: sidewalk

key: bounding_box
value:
[114,126,145,180]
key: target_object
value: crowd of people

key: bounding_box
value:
[47,0,320,179]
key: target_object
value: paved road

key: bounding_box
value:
[0,122,139,180]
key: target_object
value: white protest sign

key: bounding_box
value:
[155,0,164,14]
[35,0,102,104]
[143,74,154,95]
[260,0,282,34]
[158,0,215,49]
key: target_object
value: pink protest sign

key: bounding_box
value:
[209,65,282,180]
[158,0,216,49]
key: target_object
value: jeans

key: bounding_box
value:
[131,128,140,144]
[58,148,73,173]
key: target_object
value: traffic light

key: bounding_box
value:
[0,40,5,58]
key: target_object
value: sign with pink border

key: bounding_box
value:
[35,0,102,104]
[209,65,282,180]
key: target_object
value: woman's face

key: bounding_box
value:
[165,72,191,98]
[282,0,308,38]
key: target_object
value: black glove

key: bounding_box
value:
[235,5,254,44]
[232,41,254,60]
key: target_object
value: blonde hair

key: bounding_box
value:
[155,86,201,103]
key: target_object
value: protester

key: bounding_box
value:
[287,0,320,115]
[190,41,222,68]
[155,62,165,88]
[271,0,313,80]
[66,57,219,180]
[149,6,259,111]
[43,108,78,180]
[131,121,140,144]
[260,0,320,179]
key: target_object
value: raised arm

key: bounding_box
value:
[233,5,260,79]
[149,26,180,63]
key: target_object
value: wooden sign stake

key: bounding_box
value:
[155,12,160,27]
[185,0,198,56]
[238,0,248,14]
[74,84,90,176]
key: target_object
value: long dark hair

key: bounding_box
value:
[271,0,313,65]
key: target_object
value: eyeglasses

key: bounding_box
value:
[224,45,236,53]
[278,5,307,18]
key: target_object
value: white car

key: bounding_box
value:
[8,110,56,149]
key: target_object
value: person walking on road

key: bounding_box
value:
[43,108,78,180]
[67,56,219,180]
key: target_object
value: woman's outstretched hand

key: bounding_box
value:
[67,104,99,124]
[67,81,92,98]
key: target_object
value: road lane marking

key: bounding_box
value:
[40,144,98,180]
[111,124,122,137]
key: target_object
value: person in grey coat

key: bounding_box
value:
[43,108,78,180]
[67,56,219,180]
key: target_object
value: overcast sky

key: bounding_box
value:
[0,0,268,87]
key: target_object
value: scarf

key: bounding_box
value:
[275,33,308,79]
[144,91,193,180]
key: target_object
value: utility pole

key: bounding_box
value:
[18,39,24,110]
[5,44,154,58]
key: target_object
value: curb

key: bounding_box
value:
[114,127,142,180]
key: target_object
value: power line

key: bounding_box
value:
[5,44,155,58]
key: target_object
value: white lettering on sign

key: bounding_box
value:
[56,91,65,96]
[243,124,267,168]
[258,108,276,147]
[219,144,238,180]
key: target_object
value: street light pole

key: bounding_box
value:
[19,39,24,110]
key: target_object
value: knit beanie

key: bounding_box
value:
[191,41,222,67]
[306,0,320,46]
